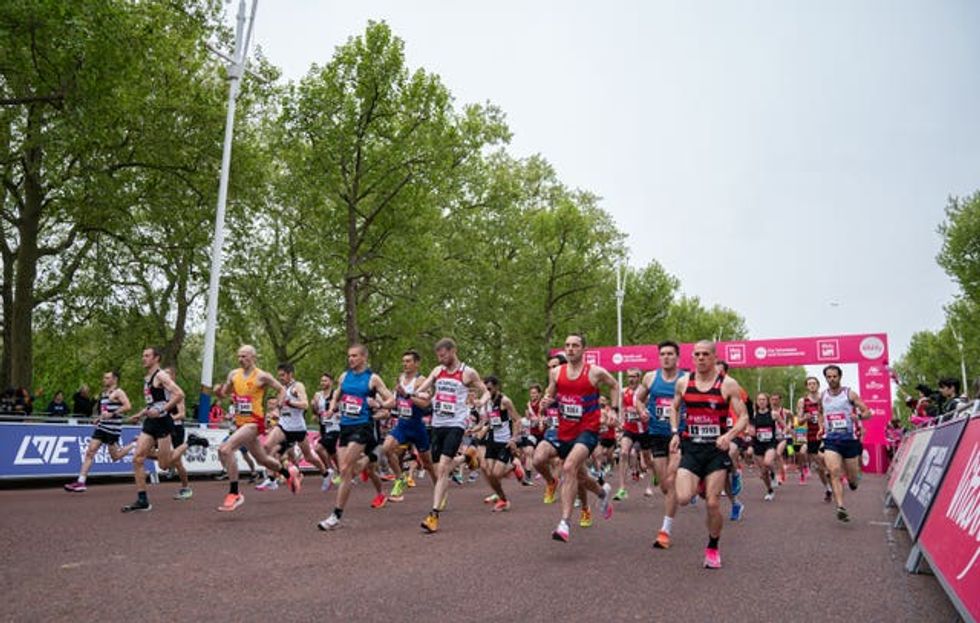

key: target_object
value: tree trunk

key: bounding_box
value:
[344,200,359,347]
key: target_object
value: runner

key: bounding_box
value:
[213,345,295,512]
[158,365,208,500]
[749,393,779,501]
[671,341,749,568]
[613,368,644,501]
[634,340,686,549]
[531,354,565,505]
[541,334,619,543]
[260,363,327,490]
[384,350,437,502]
[414,338,490,534]
[790,394,810,484]
[64,371,135,492]
[479,376,523,512]
[819,365,873,522]
[311,373,341,490]
[122,348,186,512]
[318,344,395,530]
[771,392,791,485]
[592,396,617,482]
[716,360,747,522]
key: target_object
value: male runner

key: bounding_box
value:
[317,344,394,530]
[614,368,644,501]
[797,377,830,499]
[532,354,565,505]
[820,365,872,522]
[479,376,523,512]
[312,373,341,489]
[593,396,617,480]
[716,360,747,521]
[214,345,295,512]
[260,363,327,489]
[542,334,618,543]
[671,341,749,568]
[384,350,437,502]
[415,338,490,534]
[634,340,686,549]
[122,348,185,512]
[159,365,208,500]
[64,371,135,492]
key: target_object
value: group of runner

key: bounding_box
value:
[62,336,873,569]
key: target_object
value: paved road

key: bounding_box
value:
[0,471,957,622]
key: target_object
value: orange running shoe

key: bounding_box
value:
[217,493,244,512]
[421,512,439,533]
[371,493,388,509]
[653,530,671,549]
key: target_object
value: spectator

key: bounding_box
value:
[46,391,70,417]
[72,384,94,417]
[208,401,225,428]
[937,377,968,416]
[0,387,15,414]
[12,387,32,415]
[908,384,936,427]
[885,417,905,460]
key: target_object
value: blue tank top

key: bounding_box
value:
[339,368,373,426]
[646,370,686,436]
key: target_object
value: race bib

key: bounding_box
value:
[489,410,503,428]
[143,386,153,405]
[827,412,849,431]
[434,392,457,416]
[688,414,720,441]
[396,397,413,418]
[234,396,253,415]
[795,427,807,442]
[757,427,773,442]
[625,407,639,422]
[558,396,584,421]
[341,395,364,416]
[654,397,672,421]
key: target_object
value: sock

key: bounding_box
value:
[431,508,440,517]
[230,481,239,494]
[137,491,148,504]
[662,516,673,534]
[708,535,719,549]
[78,476,86,484]
[279,467,290,479]
[333,507,343,519]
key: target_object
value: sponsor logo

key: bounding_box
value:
[816,339,839,361]
[864,380,885,390]
[725,344,745,364]
[754,346,767,360]
[584,351,600,366]
[861,448,870,468]
[14,435,75,465]
[866,366,883,377]
[612,353,624,365]
[944,442,980,580]
[860,336,885,360]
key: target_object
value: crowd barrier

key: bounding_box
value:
[0,420,325,480]
[885,406,980,623]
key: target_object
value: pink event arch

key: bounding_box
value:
[575,333,892,473]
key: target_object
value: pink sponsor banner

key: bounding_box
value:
[918,412,980,623]
[561,333,892,473]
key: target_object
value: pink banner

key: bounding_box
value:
[918,413,980,622]
[557,333,892,473]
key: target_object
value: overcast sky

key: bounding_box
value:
[246,1,980,359]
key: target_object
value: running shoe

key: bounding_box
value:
[731,470,743,496]
[317,513,340,531]
[391,477,407,497]
[484,493,499,504]
[799,474,807,485]
[64,481,87,493]
[121,499,152,513]
[598,483,614,520]
[173,487,193,500]
[521,476,534,486]
[613,487,628,501]
[255,478,277,491]
[513,461,526,481]
[421,512,439,533]
[824,488,832,503]
[381,473,396,482]
[644,486,654,497]
[246,472,260,484]
[729,500,744,521]
[360,469,370,482]
[653,530,672,549]
[848,480,859,492]
[321,476,332,493]
[836,506,850,523]
[764,491,774,502]
[331,474,343,485]
[217,493,244,512]
[543,482,557,504]
[493,499,511,513]
[703,547,722,569]
[186,433,209,448]
[371,493,388,509]
[467,471,479,483]
[214,471,229,481]
[451,471,464,485]
[574,497,581,509]
[552,520,570,542]
[287,465,303,494]
[406,474,416,488]
[579,507,593,528]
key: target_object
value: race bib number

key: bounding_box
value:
[827,413,849,431]
[558,396,583,421]
[795,427,807,442]
[625,408,639,422]
[396,398,413,418]
[654,397,672,421]
[143,386,153,405]
[757,427,773,442]
[341,395,364,416]
[434,392,457,417]
[489,410,503,428]
[689,424,721,440]
[234,396,253,415]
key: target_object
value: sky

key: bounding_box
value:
[243,0,980,360]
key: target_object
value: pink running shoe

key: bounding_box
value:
[704,547,722,569]
[64,481,87,492]
[287,465,303,494]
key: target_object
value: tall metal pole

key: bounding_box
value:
[615,264,626,411]
[951,325,968,396]
[197,0,258,422]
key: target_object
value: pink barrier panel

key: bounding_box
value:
[918,413,980,623]
[566,333,892,473]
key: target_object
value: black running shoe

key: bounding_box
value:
[836,506,850,523]
[121,499,152,513]
[824,489,832,503]
[187,433,210,448]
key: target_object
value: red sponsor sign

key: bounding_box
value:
[918,414,980,622]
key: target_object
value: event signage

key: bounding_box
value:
[0,422,149,478]
[918,413,980,623]
[899,417,968,540]
[889,428,934,508]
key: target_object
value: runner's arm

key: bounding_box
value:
[415,367,441,396]
[287,381,309,411]
[633,375,651,422]
[849,390,873,420]
[156,370,185,417]
[592,366,620,413]
[328,375,346,414]
[723,378,750,439]
[668,377,687,453]
[411,377,432,408]
[541,367,559,408]
[259,372,286,405]
[214,370,236,400]
[371,375,396,408]
[114,388,132,414]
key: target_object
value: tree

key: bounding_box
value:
[937,191,980,303]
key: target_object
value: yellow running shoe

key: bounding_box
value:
[406,474,417,488]
[579,506,593,528]
[543,482,557,505]
[421,512,439,533]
